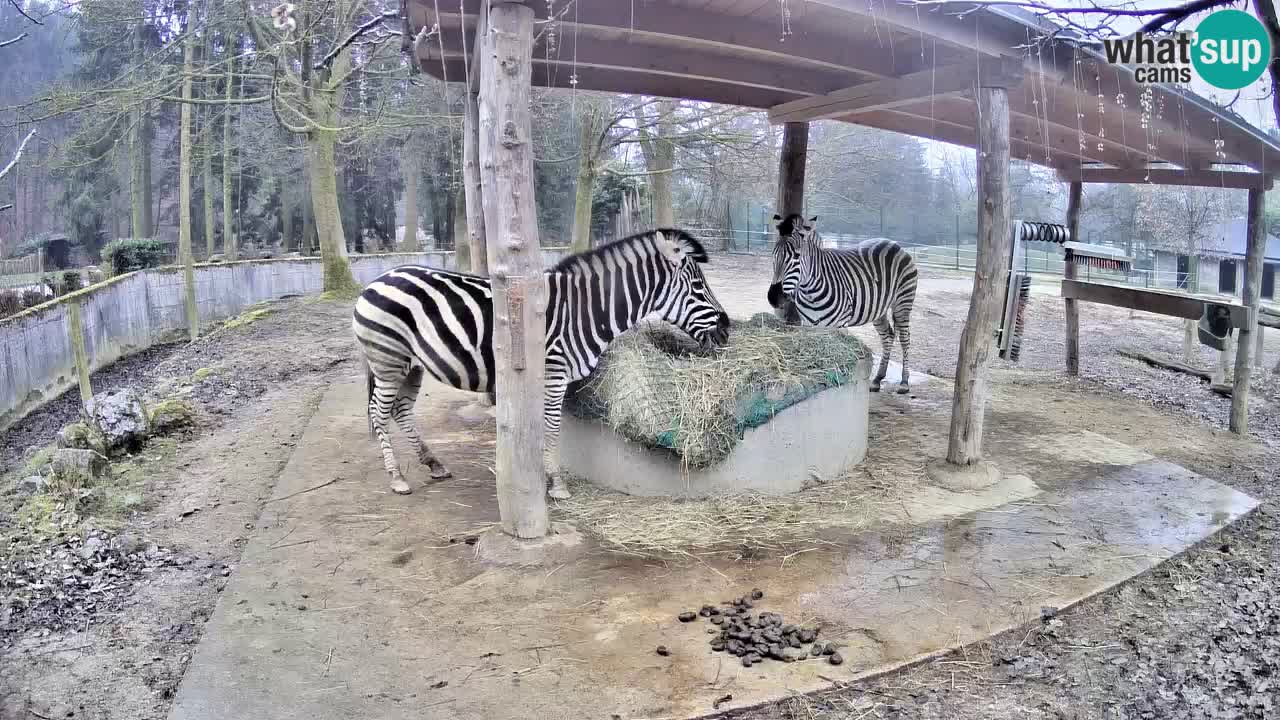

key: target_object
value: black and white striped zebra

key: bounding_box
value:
[766,213,918,394]
[352,229,731,498]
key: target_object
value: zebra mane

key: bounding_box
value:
[549,228,708,273]
[775,213,803,238]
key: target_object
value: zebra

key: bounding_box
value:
[352,228,731,499]
[766,213,918,394]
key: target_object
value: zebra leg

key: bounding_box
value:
[893,304,912,395]
[870,315,895,392]
[392,365,452,480]
[369,369,413,495]
[543,375,571,500]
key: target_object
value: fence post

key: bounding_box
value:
[67,302,93,407]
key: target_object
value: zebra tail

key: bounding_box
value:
[365,363,375,439]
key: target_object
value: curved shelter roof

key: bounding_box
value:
[405,0,1280,186]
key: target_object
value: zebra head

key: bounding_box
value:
[651,230,731,349]
[767,213,818,308]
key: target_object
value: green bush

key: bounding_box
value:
[102,238,169,275]
[62,270,83,292]
[20,289,46,308]
[0,290,20,319]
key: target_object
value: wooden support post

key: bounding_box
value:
[776,122,809,216]
[67,302,93,407]
[1230,187,1266,434]
[479,2,548,539]
[947,86,1012,466]
[1256,326,1265,369]
[1183,319,1196,363]
[1063,180,1082,376]
[462,1,488,277]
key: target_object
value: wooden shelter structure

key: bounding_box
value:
[402,0,1280,537]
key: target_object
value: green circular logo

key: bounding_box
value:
[1192,10,1271,90]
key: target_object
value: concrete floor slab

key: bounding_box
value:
[167,377,1257,720]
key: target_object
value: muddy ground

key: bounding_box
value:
[2,255,1278,720]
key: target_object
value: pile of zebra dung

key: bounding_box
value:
[666,589,845,668]
[565,312,870,469]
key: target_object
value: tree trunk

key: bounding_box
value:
[947,87,1011,466]
[402,150,420,251]
[222,61,235,259]
[776,121,808,217]
[454,185,470,270]
[570,104,600,252]
[281,181,294,251]
[202,115,216,258]
[130,110,152,238]
[308,69,358,293]
[636,99,676,226]
[178,34,199,341]
[1230,187,1266,434]
[1064,181,1082,375]
[463,85,487,274]
[479,2,548,539]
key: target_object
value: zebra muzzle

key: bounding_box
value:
[766,283,785,308]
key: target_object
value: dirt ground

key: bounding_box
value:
[2,254,1278,720]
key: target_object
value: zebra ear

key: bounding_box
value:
[772,213,783,222]
[653,230,708,265]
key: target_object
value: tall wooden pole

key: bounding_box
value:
[462,0,489,275]
[946,86,1012,466]
[1063,181,1082,376]
[776,122,809,216]
[463,88,488,274]
[1230,187,1266,434]
[178,33,199,342]
[479,1,548,539]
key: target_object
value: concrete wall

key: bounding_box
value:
[1,250,569,431]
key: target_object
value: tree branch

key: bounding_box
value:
[8,0,42,25]
[315,10,398,69]
[0,128,37,181]
[0,32,28,48]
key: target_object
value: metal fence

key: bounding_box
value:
[685,225,1205,294]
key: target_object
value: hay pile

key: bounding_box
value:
[565,313,870,468]
[551,470,910,559]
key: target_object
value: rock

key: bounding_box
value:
[207,254,225,263]
[655,645,670,657]
[751,588,764,600]
[110,533,144,554]
[150,398,196,434]
[56,421,108,456]
[16,475,47,496]
[828,652,844,666]
[678,611,697,622]
[50,448,110,487]
[86,389,150,454]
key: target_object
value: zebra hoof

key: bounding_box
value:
[869,383,882,393]
[896,384,910,395]
[547,479,571,500]
[390,478,413,495]
[428,465,452,480]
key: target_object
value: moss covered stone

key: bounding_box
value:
[150,398,196,433]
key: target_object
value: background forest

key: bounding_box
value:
[0,0,1275,280]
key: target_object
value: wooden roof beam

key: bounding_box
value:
[425,0,918,81]
[425,31,865,101]
[422,56,807,109]
[768,57,1023,125]
[852,109,1098,168]
[1056,166,1275,190]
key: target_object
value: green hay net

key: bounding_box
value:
[564,313,871,468]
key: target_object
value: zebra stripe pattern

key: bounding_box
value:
[767,213,919,393]
[352,228,731,498]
